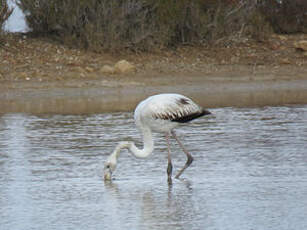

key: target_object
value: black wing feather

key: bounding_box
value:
[171,109,211,123]
[151,95,211,123]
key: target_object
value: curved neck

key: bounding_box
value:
[129,125,154,158]
[113,125,154,160]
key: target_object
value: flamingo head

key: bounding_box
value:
[103,141,131,181]
[103,155,117,181]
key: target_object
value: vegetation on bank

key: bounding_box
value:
[1,0,307,51]
[0,0,13,35]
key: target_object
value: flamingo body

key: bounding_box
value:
[134,93,209,133]
[104,93,211,183]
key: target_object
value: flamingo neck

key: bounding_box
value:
[113,125,154,160]
[129,125,154,158]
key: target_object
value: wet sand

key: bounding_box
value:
[1,72,307,114]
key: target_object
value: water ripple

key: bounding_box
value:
[0,105,306,230]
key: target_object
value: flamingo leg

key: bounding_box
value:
[165,133,173,184]
[171,130,194,179]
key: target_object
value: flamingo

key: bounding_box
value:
[103,93,211,183]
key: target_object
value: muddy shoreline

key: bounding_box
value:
[1,76,306,114]
[1,34,306,114]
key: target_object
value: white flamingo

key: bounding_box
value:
[104,93,211,183]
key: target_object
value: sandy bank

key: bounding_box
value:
[1,33,306,114]
[1,73,306,114]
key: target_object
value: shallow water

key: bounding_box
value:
[0,106,307,230]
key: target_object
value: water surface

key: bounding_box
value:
[0,106,307,230]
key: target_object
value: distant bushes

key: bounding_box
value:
[17,0,306,51]
[260,0,307,34]
[0,0,13,34]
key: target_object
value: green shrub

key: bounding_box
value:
[16,0,277,51]
[260,0,307,33]
[18,0,156,50]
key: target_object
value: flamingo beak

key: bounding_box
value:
[104,168,112,181]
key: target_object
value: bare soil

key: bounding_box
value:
[0,33,306,113]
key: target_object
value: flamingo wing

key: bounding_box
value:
[140,94,210,123]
